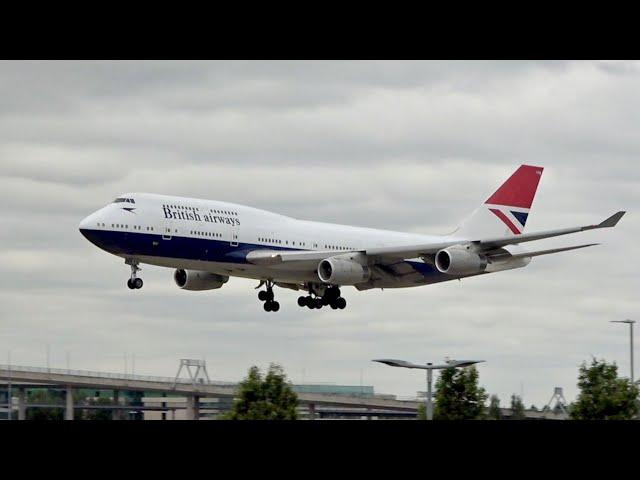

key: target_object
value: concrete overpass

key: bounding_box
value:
[0,364,419,420]
[0,364,568,420]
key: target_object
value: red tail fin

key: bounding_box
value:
[485,165,544,209]
[453,165,544,239]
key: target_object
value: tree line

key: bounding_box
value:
[14,357,639,420]
[417,357,639,420]
[227,357,639,420]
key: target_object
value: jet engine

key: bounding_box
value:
[318,257,370,285]
[174,269,229,291]
[435,246,488,276]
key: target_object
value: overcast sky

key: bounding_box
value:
[1,60,638,407]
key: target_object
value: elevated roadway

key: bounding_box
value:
[0,364,418,419]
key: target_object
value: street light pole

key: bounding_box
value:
[426,366,433,421]
[7,351,12,421]
[373,358,485,421]
[631,321,635,384]
[611,319,636,384]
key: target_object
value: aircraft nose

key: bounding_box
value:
[79,215,90,231]
[79,211,100,237]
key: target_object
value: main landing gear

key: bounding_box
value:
[297,286,346,310]
[257,280,280,312]
[126,260,143,290]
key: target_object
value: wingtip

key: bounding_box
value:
[599,211,626,228]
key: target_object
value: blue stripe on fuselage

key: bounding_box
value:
[79,228,446,282]
[80,228,300,264]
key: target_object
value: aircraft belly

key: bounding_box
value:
[131,254,317,284]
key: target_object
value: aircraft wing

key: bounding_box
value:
[366,211,625,261]
[245,211,624,266]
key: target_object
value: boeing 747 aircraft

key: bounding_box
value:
[79,165,625,312]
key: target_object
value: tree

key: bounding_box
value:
[433,366,488,420]
[510,394,526,420]
[26,390,64,421]
[570,358,639,420]
[83,397,114,420]
[226,364,299,420]
[417,403,426,420]
[487,394,502,420]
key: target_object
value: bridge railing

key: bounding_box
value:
[0,364,235,387]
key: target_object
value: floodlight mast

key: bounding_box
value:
[373,358,485,420]
[426,364,433,421]
[611,320,636,384]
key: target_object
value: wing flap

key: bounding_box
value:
[487,243,599,262]
[246,249,351,265]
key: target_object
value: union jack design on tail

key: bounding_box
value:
[454,165,544,239]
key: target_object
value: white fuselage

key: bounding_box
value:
[79,193,527,290]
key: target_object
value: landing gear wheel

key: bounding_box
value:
[297,296,307,307]
[126,260,142,290]
[330,302,338,310]
[336,297,346,309]
[258,288,274,302]
[264,301,280,312]
[314,298,324,309]
[325,287,340,302]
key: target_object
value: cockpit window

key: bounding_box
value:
[113,197,135,204]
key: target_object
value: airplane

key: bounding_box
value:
[79,165,625,313]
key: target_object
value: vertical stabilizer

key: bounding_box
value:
[453,165,544,239]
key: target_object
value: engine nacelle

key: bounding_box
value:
[318,257,370,285]
[174,269,229,291]
[435,246,488,276]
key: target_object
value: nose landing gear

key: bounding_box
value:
[126,260,143,290]
[257,280,280,312]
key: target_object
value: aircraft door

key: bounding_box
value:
[230,223,239,247]
[162,218,174,240]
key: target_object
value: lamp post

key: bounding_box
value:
[373,358,485,420]
[7,351,12,421]
[611,319,636,384]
